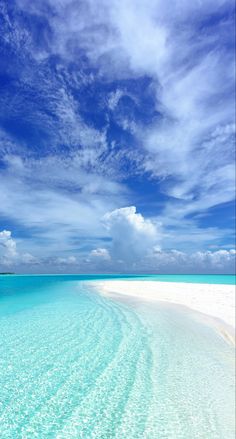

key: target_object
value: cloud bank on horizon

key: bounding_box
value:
[0,0,235,273]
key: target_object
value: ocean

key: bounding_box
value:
[0,274,235,438]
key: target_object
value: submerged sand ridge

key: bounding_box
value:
[94,280,235,344]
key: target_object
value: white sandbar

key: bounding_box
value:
[94,280,235,343]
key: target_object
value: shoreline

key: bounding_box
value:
[91,280,235,345]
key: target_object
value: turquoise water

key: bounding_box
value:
[0,275,235,438]
[6,273,236,284]
[137,274,236,284]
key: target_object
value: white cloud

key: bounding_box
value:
[103,206,160,262]
[0,230,38,267]
[90,248,111,260]
[54,256,77,265]
[21,0,232,223]
[108,89,124,110]
[0,154,130,257]
[21,253,39,265]
[150,248,236,274]
[27,0,234,217]
[0,230,17,263]
[0,229,234,274]
[107,2,235,214]
[1,0,234,269]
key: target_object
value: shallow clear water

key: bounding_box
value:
[0,275,235,438]
[135,274,236,285]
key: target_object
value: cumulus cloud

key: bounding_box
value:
[1,229,234,274]
[0,230,17,263]
[149,248,236,274]
[0,230,79,271]
[0,0,234,272]
[0,230,38,268]
[103,206,160,262]
[0,154,129,256]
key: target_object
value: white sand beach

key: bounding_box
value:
[94,280,235,344]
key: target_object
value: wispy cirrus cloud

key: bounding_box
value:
[0,0,235,272]
[14,0,235,212]
[0,155,129,257]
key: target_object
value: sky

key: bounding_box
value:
[0,0,235,274]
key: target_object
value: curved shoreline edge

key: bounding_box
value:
[89,280,235,346]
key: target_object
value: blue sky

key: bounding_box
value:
[0,0,235,273]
